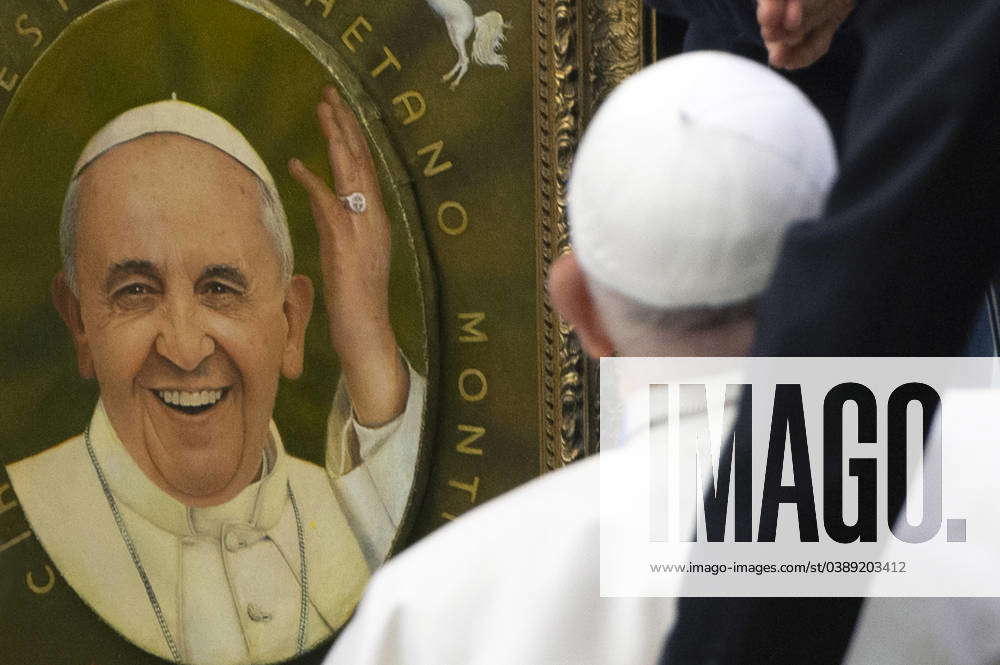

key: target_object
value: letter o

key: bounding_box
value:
[437,201,468,236]
[26,564,55,594]
[459,368,487,402]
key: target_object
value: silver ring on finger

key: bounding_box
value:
[338,192,367,214]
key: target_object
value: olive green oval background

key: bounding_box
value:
[0,0,435,469]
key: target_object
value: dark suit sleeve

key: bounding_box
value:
[648,0,862,147]
[662,3,1000,665]
[754,0,1000,358]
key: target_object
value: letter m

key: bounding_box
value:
[679,384,751,542]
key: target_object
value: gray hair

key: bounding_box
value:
[590,280,756,356]
[59,171,294,295]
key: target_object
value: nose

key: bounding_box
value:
[154,300,215,371]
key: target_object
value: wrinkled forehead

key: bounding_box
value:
[76,132,263,209]
[72,134,277,275]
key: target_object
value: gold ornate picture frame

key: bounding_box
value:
[0,0,649,661]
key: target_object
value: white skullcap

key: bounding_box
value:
[72,98,275,189]
[568,51,837,309]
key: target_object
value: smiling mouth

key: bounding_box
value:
[153,388,229,415]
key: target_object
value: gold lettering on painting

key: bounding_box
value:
[448,476,480,503]
[15,14,44,48]
[458,368,487,402]
[0,530,31,554]
[303,0,335,19]
[26,564,55,594]
[458,312,487,342]
[392,90,426,127]
[456,424,486,456]
[0,483,17,516]
[416,140,453,177]
[0,67,20,93]
[436,200,468,236]
[455,425,486,455]
[341,16,372,52]
[371,46,400,78]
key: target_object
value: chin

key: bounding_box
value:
[163,443,253,502]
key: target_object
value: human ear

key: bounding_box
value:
[281,274,316,379]
[547,252,616,358]
[51,271,96,379]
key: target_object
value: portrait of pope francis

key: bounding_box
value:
[4,86,426,664]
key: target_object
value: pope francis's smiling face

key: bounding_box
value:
[53,133,314,507]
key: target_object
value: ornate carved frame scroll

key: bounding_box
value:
[535,0,649,471]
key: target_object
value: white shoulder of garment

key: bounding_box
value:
[325,442,677,665]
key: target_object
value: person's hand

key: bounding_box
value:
[289,86,408,427]
[757,0,854,69]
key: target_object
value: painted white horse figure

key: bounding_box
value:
[426,0,511,89]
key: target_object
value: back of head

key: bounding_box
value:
[568,51,837,313]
